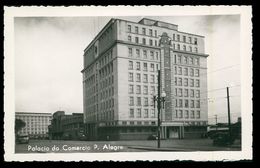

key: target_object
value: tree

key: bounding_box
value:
[15,119,26,134]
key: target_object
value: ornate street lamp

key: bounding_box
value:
[153,82,166,148]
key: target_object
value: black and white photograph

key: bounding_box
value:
[4,6,252,161]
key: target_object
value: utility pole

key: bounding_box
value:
[227,87,232,140]
[214,115,218,125]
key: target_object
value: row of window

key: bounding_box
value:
[174,99,200,108]
[174,110,201,119]
[174,67,200,77]
[128,48,160,60]
[129,108,156,118]
[128,25,157,37]
[174,55,200,65]
[129,96,155,107]
[175,88,200,98]
[129,73,158,83]
[129,61,160,72]
[128,35,159,47]
[129,85,156,95]
[174,78,200,87]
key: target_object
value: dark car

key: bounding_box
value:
[213,132,235,146]
[17,134,29,144]
[147,134,158,140]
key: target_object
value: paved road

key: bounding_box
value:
[15,138,241,153]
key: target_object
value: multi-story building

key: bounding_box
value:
[48,111,84,140]
[82,18,209,140]
[15,112,52,139]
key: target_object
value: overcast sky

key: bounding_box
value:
[14,15,241,124]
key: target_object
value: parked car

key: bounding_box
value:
[17,134,29,144]
[212,132,235,146]
[147,134,158,140]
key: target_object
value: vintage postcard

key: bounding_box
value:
[4,6,252,161]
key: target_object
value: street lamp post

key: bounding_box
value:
[153,69,166,148]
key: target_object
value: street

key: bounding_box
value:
[15,138,241,153]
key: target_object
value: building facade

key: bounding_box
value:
[48,111,84,140]
[15,112,52,139]
[82,18,209,140]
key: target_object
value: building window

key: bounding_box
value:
[196,90,200,98]
[185,110,189,118]
[173,34,175,41]
[183,36,186,43]
[189,46,192,52]
[189,37,192,43]
[194,47,198,53]
[143,50,147,59]
[149,29,153,36]
[177,34,180,41]
[136,85,141,94]
[190,57,194,65]
[136,73,141,82]
[128,48,133,57]
[137,108,141,118]
[129,97,134,106]
[184,78,188,86]
[135,37,139,43]
[190,79,194,87]
[136,62,141,70]
[184,89,188,97]
[178,67,182,75]
[178,88,183,97]
[190,68,194,76]
[155,40,157,46]
[179,110,183,118]
[184,68,188,76]
[190,89,194,97]
[149,39,153,46]
[196,110,200,118]
[129,85,134,94]
[142,38,146,45]
[129,109,134,118]
[143,63,148,71]
[136,49,140,58]
[156,52,159,60]
[144,109,149,118]
[194,38,198,45]
[150,63,155,72]
[184,56,188,64]
[190,110,195,118]
[151,86,155,95]
[150,75,155,83]
[128,61,133,70]
[195,58,200,65]
[155,30,157,37]
[185,99,189,108]
[129,72,133,81]
[174,66,177,75]
[175,99,178,107]
[195,69,199,77]
[144,97,149,106]
[177,44,180,50]
[194,79,199,88]
[190,100,195,108]
[135,26,139,34]
[151,109,155,118]
[183,45,186,51]
[177,55,182,63]
[150,51,154,60]
[137,97,142,106]
[128,25,131,32]
[143,85,148,94]
[196,100,200,108]
[142,28,146,35]
[143,74,148,83]
[128,35,132,42]
[178,78,182,86]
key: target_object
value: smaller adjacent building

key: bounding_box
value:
[48,111,84,140]
[15,112,52,139]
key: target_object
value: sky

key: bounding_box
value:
[14,15,241,124]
